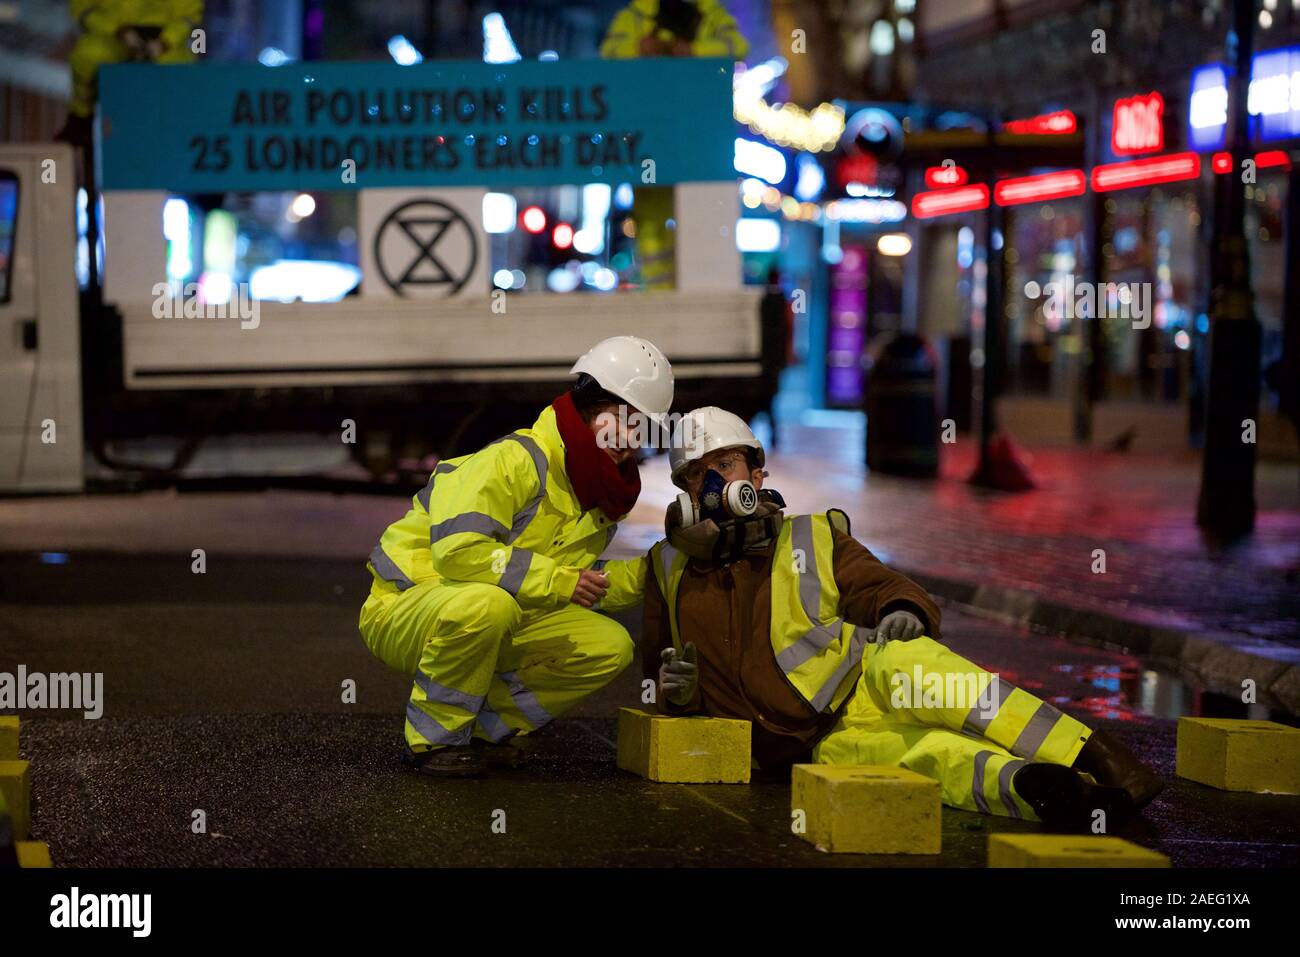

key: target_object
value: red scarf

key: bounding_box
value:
[552,392,641,521]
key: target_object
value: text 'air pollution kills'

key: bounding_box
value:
[189,85,644,175]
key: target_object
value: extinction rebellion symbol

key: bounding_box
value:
[374,198,479,296]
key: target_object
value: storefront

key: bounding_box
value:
[903,58,1297,458]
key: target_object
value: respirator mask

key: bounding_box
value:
[675,468,762,526]
[667,469,787,563]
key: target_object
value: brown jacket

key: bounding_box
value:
[641,525,942,770]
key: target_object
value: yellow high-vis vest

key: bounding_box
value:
[367,405,645,614]
[650,511,868,714]
[599,0,750,60]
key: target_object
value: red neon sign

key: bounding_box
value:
[925,164,968,188]
[1112,92,1165,155]
[911,184,990,219]
[1211,150,1292,173]
[1004,110,1077,135]
[993,169,1087,206]
[1091,152,1200,192]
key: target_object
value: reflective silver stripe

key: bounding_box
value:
[417,461,458,512]
[999,759,1026,819]
[405,701,472,747]
[963,676,1015,735]
[429,512,509,543]
[423,433,544,546]
[972,750,993,814]
[656,543,678,593]
[501,670,552,730]
[656,543,682,648]
[503,434,547,543]
[775,622,840,673]
[779,515,863,711]
[808,624,868,713]
[790,515,823,622]
[477,704,515,743]
[602,523,618,552]
[498,548,533,596]
[369,544,415,591]
[1010,702,1064,760]
[414,673,484,714]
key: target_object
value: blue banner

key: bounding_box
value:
[98,58,735,191]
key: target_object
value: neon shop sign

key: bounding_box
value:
[1111,92,1165,155]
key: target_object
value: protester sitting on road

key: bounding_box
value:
[642,406,1165,829]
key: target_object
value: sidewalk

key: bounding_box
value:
[615,418,1300,714]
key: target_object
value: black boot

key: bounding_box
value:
[401,743,486,778]
[472,737,529,768]
[1012,762,1136,831]
[1073,730,1165,809]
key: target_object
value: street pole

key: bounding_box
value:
[1196,0,1261,543]
[900,168,923,335]
[970,181,1006,486]
[967,109,1004,486]
[1078,87,1106,443]
[1278,161,1300,447]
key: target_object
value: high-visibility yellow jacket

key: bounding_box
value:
[367,405,646,613]
[69,0,205,117]
[600,0,749,60]
[650,511,868,714]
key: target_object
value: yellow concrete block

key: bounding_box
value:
[616,708,750,783]
[988,834,1169,868]
[792,765,941,854]
[1175,717,1300,794]
[16,841,52,868]
[0,760,31,841]
[0,716,17,760]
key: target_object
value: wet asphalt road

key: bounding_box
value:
[1,549,1297,868]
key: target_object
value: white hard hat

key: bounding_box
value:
[570,336,674,425]
[669,406,764,488]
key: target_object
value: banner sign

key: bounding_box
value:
[98,57,735,191]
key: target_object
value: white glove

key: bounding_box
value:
[875,610,924,645]
[659,643,699,706]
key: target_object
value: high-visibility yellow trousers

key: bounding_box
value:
[634,187,676,290]
[812,637,1093,820]
[359,581,633,750]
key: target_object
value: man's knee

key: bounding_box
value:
[868,635,970,688]
[444,583,523,637]
[585,619,635,675]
